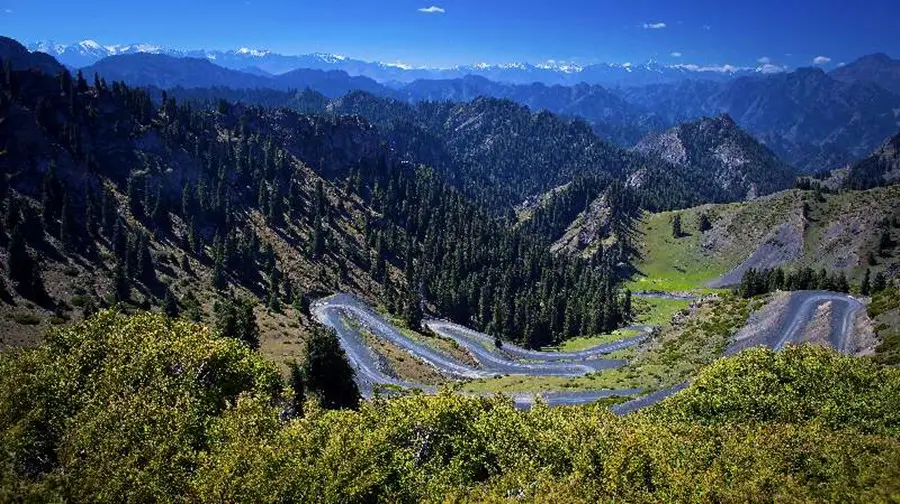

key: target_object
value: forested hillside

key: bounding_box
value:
[0,51,632,352]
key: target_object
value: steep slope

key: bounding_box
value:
[619,68,900,173]
[630,186,900,291]
[400,75,662,145]
[845,132,900,189]
[0,36,65,74]
[331,92,740,213]
[0,64,634,355]
[831,53,900,95]
[634,114,796,200]
[0,65,393,364]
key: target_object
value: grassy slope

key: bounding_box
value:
[544,328,642,352]
[0,165,392,374]
[461,295,754,394]
[630,186,900,291]
[869,284,900,365]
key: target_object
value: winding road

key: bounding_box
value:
[313,289,865,412]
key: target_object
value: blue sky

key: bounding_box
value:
[1,0,898,68]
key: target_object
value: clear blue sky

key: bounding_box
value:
[1,0,898,67]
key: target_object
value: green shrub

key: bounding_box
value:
[12,313,41,325]
[2,314,899,503]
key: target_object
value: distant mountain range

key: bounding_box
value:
[29,39,779,87]
[13,37,900,174]
[619,66,900,172]
[82,54,386,98]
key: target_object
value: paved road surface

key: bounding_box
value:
[314,290,863,412]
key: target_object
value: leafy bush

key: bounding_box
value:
[1,314,899,503]
[11,313,41,325]
[656,345,900,435]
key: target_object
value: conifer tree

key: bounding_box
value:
[860,269,871,296]
[698,213,712,233]
[112,261,129,303]
[302,325,359,410]
[872,272,888,293]
[287,360,306,418]
[163,288,179,318]
[7,225,42,299]
[672,214,683,238]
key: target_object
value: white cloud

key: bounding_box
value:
[702,24,712,31]
[670,51,683,58]
[2,8,11,13]
[418,5,445,13]
[812,55,831,65]
[642,22,666,29]
[757,56,771,64]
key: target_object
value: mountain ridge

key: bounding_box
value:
[30,38,787,86]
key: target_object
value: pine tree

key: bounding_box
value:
[7,226,42,299]
[40,165,61,231]
[214,297,259,349]
[85,192,98,237]
[310,219,325,259]
[879,229,892,255]
[860,269,871,296]
[672,214,683,238]
[287,360,306,418]
[163,288,179,318]
[183,290,203,322]
[59,192,74,252]
[268,267,282,312]
[112,262,129,303]
[872,272,888,293]
[698,213,712,233]
[302,325,360,410]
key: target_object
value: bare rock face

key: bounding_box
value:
[551,193,613,254]
[634,114,796,201]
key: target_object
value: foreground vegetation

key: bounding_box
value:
[5,311,896,502]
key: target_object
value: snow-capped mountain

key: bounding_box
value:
[27,39,779,86]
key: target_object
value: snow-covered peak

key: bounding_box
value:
[498,62,529,70]
[29,40,66,54]
[78,39,103,50]
[670,63,750,74]
[310,52,346,63]
[535,60,583,73]
[236,47,270,57]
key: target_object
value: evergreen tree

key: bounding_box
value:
[7,226,42,300]
[163,288,179,318]
[879,229,892,255]
[214,297,259,349]
[672,214,683,238]
[860,269,871,296]
[268,267,282,312]
[302,325,360,410]
[310,219,325,259]
[287,360,306,418]
[59,192,74,252]
[698,213,712,233]
[112,262,129,303]
[872,272,888,293]
[183,290,203,322]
